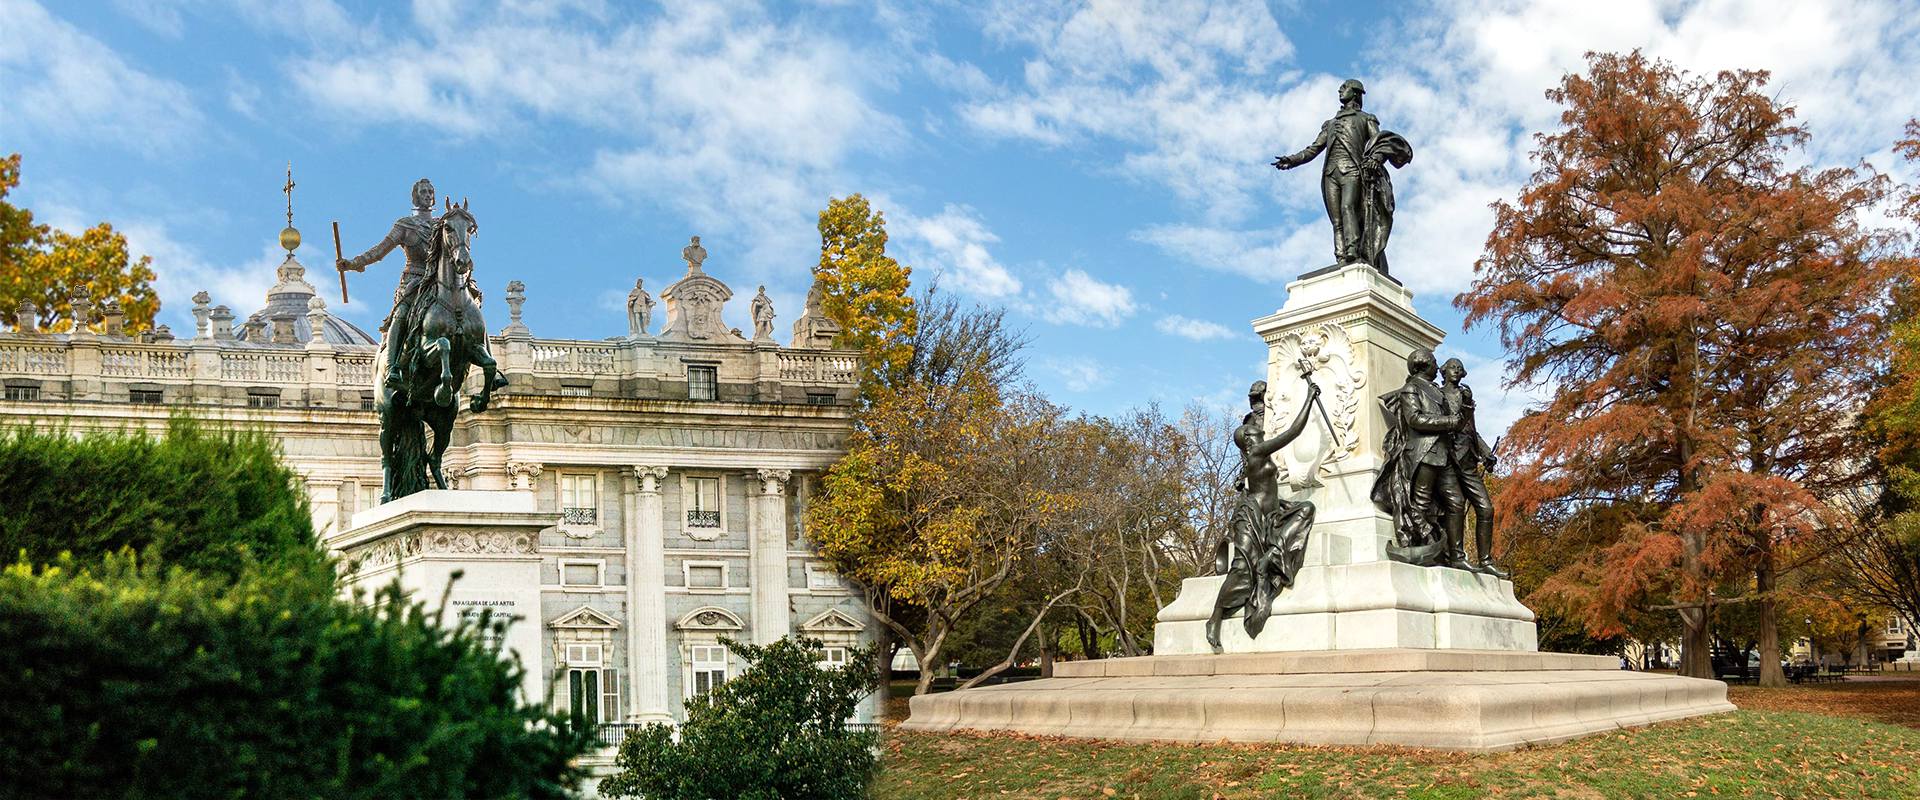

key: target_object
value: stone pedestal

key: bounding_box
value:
[330,490,547,703]
[904,263,1735,749]
[902,649,1733,751]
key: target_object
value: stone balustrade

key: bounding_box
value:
[0,330,859,406]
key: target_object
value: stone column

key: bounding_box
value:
[750,469,792,644]
[627,466,673,722]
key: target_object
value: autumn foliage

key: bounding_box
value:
[1457,52,1913,683]
[0,153,159,333]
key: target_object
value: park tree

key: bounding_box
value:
[1457,52,1911,685]
[1840,118,1920,640]
[816,194,915,385]
[0,153,159,333]
[808,292,1087,694]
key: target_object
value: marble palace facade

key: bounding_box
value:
[0,230,875,731]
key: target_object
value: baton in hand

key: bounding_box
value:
[1297,358,1339,445]
[332,221,349,304]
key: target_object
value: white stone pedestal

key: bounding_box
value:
[329,489,548,702]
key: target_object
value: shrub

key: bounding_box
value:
[0,417,325,582]
[0,556,594,799]
[600,636,881,800]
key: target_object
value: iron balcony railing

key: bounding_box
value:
[561,507,597,526]
[686,509,720,528]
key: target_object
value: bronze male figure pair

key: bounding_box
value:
[1372,348,1505,576]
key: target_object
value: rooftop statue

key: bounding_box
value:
[336,182,508,502]
[1272,79,1413,275]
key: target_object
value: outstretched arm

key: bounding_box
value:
[1252,383,1320,458]
[1273,121,1331,170]
[338,221,406,272]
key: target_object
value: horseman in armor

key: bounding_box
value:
[335,178,480,389]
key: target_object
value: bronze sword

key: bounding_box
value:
[332,221,349,304]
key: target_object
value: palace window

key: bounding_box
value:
[359,391,376,411]
[688,644,729,697]
[246,389,280,408]
[686,476,721,528]
[560,473,597,525]
[560,560,603,589]
[559,382,592,397]
[687,365,718,401]
[1891,618,1905,636]
[806,392,836,406]
[685,561,727,591]
[818,646,849,670]
[806,563,843,591]
[3,384,41,401]
[563,643,621,725]
[129,388,163,404]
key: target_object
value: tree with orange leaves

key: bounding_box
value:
[1457,52,1912,685]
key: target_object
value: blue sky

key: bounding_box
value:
[4,0,1917,436]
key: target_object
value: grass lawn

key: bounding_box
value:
[873,679,1920,799]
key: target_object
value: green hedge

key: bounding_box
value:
[0,558,592,799]
[0,418,324,582]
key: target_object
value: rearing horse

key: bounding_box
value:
[377,199,508,501]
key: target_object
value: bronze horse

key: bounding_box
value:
[378,199,508,501]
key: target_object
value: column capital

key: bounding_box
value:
[754,468,792,495]
[632,465,670,493]
[505,460,544,490]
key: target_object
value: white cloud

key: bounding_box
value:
[122,221,280,332]
[892,203,1022,298]
[1155,314,1236,341]
[1041,355,1110,393]
[958,0,1303,222]
[0,0,204,153]
[287,2,905,276]
[1043,268,1137,327]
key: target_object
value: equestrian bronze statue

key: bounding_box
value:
[338,186,507,502]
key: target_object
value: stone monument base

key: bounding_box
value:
[901,649,1732,752]
[1154,566,1538,655]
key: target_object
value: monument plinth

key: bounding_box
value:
[904,261,1732,751]
[330,489,548,702]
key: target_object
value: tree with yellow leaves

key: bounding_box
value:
[814,194,914,387]
[0,153,158,333]
[808,292,1088,695]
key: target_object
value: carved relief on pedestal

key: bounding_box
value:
[342,528,538,573]
[1269,321,1367,489]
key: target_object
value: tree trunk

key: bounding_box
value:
[1756,551,1786,687]
[1039,627,1055,678]
[1676,521,1713,679]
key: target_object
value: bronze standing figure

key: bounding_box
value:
[1440,358,1506,577]
[1208,376,1320,650]
[1372,348,1463,567]
[1272,79,1413,274]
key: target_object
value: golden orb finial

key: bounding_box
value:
[280,161,300,255]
